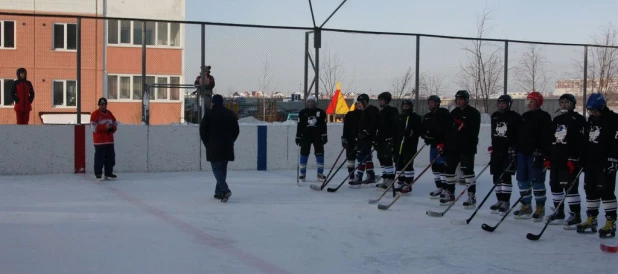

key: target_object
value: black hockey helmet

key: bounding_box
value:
[497,94,513,107]
[455,90,470,101]
[357,93,370,107]
[401,99,413,110]
[559,93,576,106]
[427,95,441,104]
[98,97,108,105]
[378,92,392,104]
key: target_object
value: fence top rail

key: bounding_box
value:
[1,11,617,49]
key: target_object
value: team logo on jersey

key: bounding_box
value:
[494,122,507,138]
[554,124,567,144]
[308,116,317,127]
[316,111,321,118]
[589,126,601,143]
[615,130,618,140]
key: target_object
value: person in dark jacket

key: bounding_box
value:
[343,100,362,184]
[544,94,586,228]
[11,68,35,125]
[440,90,481,208]
[421,95,451,199]
[488,95,521,215]
[394,99,422,194]
[200,94,240,202]
[296,95,328,182]
[375,92,400,189]
[350,93,380,186]
[576,93,618,238]
[513,91,553,221]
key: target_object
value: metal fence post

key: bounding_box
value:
[504,41,508,95]
[76,17,82,124]
[314,27,321,99]
[141,21,147,125]
[583,45,588,119]
[199,23,206,124]
[415,35,420,112]
[303,31,309,99]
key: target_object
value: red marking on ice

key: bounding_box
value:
[104,185,289,274]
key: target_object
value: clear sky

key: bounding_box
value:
[183,0,618,97]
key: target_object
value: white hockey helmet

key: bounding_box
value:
[306,95,317,102]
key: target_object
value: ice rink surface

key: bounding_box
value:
[1,167,617,274]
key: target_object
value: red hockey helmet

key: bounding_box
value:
[526,91,544,107]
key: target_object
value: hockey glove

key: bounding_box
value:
[532,150,545,169]
[543,158,551,170]
[566,157,579,175]
[321,134,328,145]
[436,143,445,156]
[341,137,348,149]
[487,146,493,154]
[295,136,301,146]
[604,158,618,175]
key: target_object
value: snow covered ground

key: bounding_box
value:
[1,168,617,274]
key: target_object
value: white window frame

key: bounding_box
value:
[51,80,77,108]
[52,23,77,51]
[0,78,16,108]
[107,20,182,48]
[0,20,16,50]
[107,74,183,102]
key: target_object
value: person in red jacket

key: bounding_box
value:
[11,68,35,125]
[90,97,118,180]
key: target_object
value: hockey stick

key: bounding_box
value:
[309,147,345,190]
[394,116,410,197]
[297,145,301,186]
[327,147,377,192]
[481,167,548,232]
[368,143,425,204]
[426,163,490,217]
[451,161,514,225]
[526,167,584,241]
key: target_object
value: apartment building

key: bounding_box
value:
[0,0,185,125]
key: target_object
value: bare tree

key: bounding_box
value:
[587,23,618,103]
[419,72,447,98]
[258,57,279,121]
[516,44,550,94]
[319,47,346,98]
[459,8,503,113]
[390,66,414,106]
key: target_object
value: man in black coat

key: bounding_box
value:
[199,94,240,202]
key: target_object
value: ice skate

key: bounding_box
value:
[462,193,476,209]
[576,214,598,234]
[348,176,363,188]
[498,202,510,216]
[104,173,117,180]
[547,211,565,225]
[429,189,443,199]
[599,216,616,238]
[361,174,376,185]
[95,174,103,181]
[299,174,306,182]
[489,201,501,214]
[563,212,581,230]
[396,181,412,195]
[375,176,393,189]
[317,173,327,181]
[513,204,532,219]
[532,206,545,222]
[439,191,455,206]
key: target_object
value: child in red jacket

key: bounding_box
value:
[90,97,118,180]
[11,68,35,125]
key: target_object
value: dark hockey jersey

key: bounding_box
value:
[358,105,380,139]
[296,107,327,140]
[396,110,422,152]
[583,107,618,166]
[377,105,399,140]
[549,110,586,168]
[490,110,522,153]
[446,105,481,154]
[517,108,553,155]
[421,107,451,148]
[342,109,360,143]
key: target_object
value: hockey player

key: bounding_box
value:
[343,99,362,185]
[350,93,380,186]
[488,95,521,215]
[577,93,618,238]
[440,90,481,208]
[544,94,586,228]
[421,95,451,199]
[296,95,328,182]
[513,91,553,221]
[375,92,401,189]
[394,99,422,193]
[90,97,118,180]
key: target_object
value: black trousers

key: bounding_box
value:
[300,138,324,156]
[550,167,581,214]
[445,152,476,194]
[584,167,617,219]
[94,144,116,175]
[490,150,514,202]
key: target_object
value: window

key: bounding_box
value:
[0,21,16,49]
[106,74,182,101]
[107,20,180,47]
[53,23,77,50]
[52,80,77,107]
[0,79,15,106]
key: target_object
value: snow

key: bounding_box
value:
[1,169,617,274]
